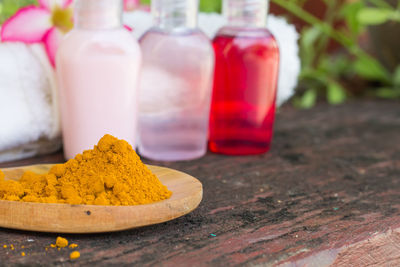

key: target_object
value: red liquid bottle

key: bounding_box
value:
[209,0,280,155]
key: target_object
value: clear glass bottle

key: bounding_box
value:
[209,0,280,155]
[138,0,215,161]
[56,0,142,159]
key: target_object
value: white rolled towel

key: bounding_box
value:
[0,42,60,162]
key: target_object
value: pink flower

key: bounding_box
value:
[124,0,140,11]
[124,0,150,12]
[1,0,73,67]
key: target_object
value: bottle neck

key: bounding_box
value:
[152,0,199,32]
[223,0,269,28]
[75,0,123,30]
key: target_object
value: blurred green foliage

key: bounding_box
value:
[0,0,36,24]
[272,0,400,108]
[199,0,222,13]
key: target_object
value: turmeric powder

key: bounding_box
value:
[55,237,68,248]
[70,251,80,260]
[0,135,172,205]
[69,243,78,249]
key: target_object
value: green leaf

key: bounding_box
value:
[327,82,347,104]
[320,55,353,77]
[300,27,322,68]
[199,0,222,13]
[357,8,392,25]
[300,67,328,83]
[393,65,400,87]
[375,87,400,98]
[353,54,391,83]
[341,2,365,34]
[296,89,317,109]
[301,27,321,49]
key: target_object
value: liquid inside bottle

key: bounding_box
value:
[56,0,142,159]
[138,0,214,161]
[209,0,279,155]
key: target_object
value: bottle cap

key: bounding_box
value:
[152,0,199,31]
[223,0,269,28]
[75,0,123,29]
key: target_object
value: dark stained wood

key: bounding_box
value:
[1,100,400,266]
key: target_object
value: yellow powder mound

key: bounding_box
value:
[0,135,172,205]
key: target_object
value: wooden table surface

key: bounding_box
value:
[1,100,400,266]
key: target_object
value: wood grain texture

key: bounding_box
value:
[0,165,203,233]
[0,100,400,266]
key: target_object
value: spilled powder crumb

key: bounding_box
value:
[55,237,68,248]
[69,243,78,249]
[50,237,80,260]
[70,251,80,260]
[2,237,81,259]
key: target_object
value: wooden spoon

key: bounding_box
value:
[0,164,202,233]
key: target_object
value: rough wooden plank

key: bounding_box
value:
[0,100,400,266]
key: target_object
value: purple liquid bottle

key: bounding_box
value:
[138,0,214,161]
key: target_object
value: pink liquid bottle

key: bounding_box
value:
[209,0,280,155]
[138,0,215,161]
[56,0,142,159]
